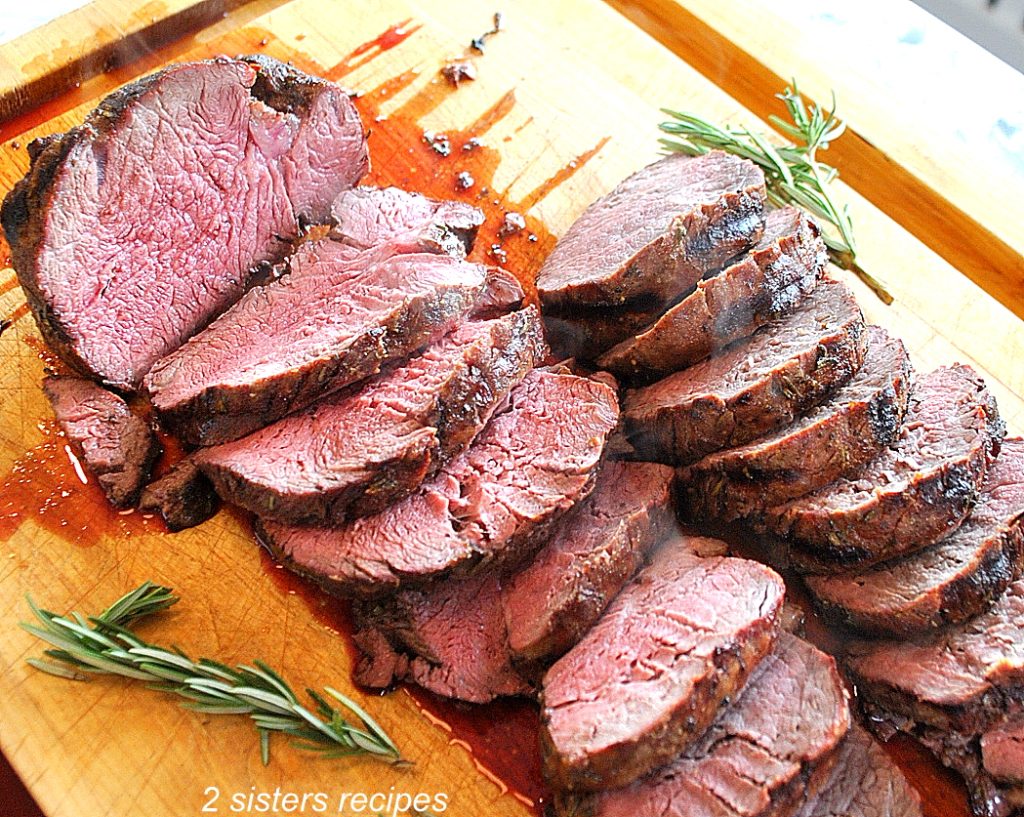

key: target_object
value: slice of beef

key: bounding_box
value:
[352,572,532,703]
[805,437,1024,636]
[622,279,865,465]
[541,547,785,791]
[795,725,922,817]
[257,368,619,596]
[139,458,219,532]
[847,577,1024,817]
[329,186,484,258]
[502,462,679,665]
[353,465,685,702]
[599,207,827,382]
[196,308,547,524]
[537,151,766,309]
[679,326,912,522]
[768,364,1005,568]
[42,375,161,508]
[560,633,850,817]
[145,246,490,445]
[1,57,367,390]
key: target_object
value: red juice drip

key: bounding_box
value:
[325,20,424,81]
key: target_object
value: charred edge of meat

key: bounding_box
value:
[811,522,1024,637]
[239,54,322,115]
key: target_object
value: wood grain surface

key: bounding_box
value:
[0,1,1022,816]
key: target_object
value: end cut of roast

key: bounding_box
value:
[330,186,484,259]
[196,308,546,524]
[139,458,219,532]
[805,437,1024,636]
[558,633,850,817]
[679,325,912,522]
[502,461,677,665]
[43,375,161,508]
[599,206,827,382]
[537,151,766,309]
[622,279,866,465]
[847,576,1024,817]
[540,546,785,791]
[145,245,492,445]
[257,367,619,596]
[1,56,368,390]
[795,725,922,817]
[770,364,1005,568]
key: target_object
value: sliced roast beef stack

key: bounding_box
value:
[556,633,851,817]
[1,56,368,391]
[598,206,828,382]
[195,307,546,524]
[769,363,1005,569]
[678,325,913,520]
[351,464,677,702]
[847,576,1024,817]
[622,279,867,465]
[805,438,1024,636]
[257,367,619,596]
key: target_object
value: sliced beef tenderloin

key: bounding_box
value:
[769,364,1005,568]
[139,458,219,532]
[795,725,922,817]
[1,57,367,390]
[805,437,1024,636]
[145,245,491,445]
[537,151,766,309]
[352,572,532,703]
[257,368,619,597]
[622,279,865,465]
[43,375,161,508]
[559,633,850,817]
[353,465,683,702]
[329,186,484,258]
[847,578,1024,817]
[502,463,679,665]
[679,326,912,522]
[541,546,785,791]
[599,207,827,382]
[195,308,546,524]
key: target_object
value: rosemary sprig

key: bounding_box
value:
[21,581,403,766]
[659,82,892,304]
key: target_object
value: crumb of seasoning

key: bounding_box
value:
[10,141,20,150]
[489,243,508,263]
[423,131,452,157]
[456,171,475,191]
[528,234,538,243]
[499,211,526,237]
[472,12,504,53]
[442,60,477,87]
[463,137,483,152]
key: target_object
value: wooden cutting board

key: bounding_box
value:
[1,1,1022,816]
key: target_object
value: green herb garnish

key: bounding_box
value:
[21,581,403,766]
[660,82,891,304]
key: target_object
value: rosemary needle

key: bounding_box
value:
[21,581,404,766]
[659,82,893,305]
